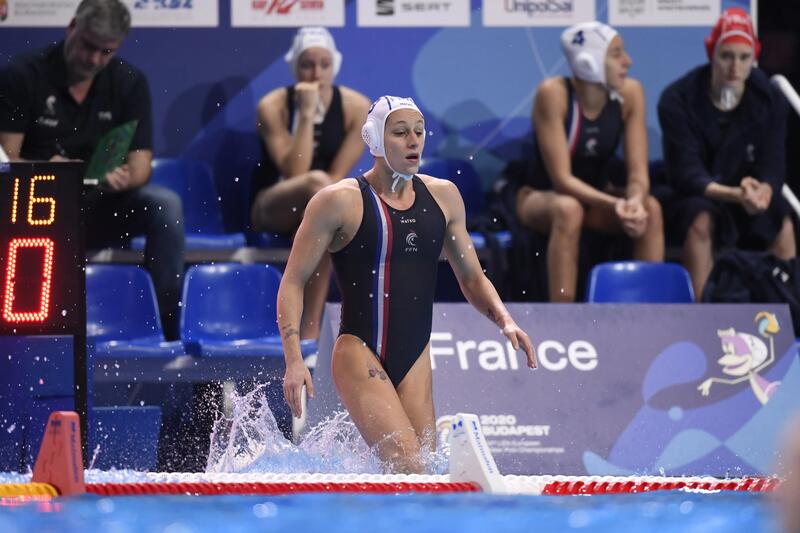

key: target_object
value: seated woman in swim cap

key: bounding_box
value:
[658,7,794,299]
[515,21,664,302]
[278,96,537,474]
[251,27,370,340]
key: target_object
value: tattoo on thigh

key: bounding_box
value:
[282,325,300,340]
[368,366,388,381]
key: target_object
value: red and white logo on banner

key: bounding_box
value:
[252,0,325,13]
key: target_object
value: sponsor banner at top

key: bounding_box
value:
[609,0,720,27]
[126,0,219,27]
[0,0,78,27]
[483,0,596,27]
[0,0,217,27]
[232,0,345,27]
[357,0,470,27]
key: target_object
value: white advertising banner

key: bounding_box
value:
[357,0,470,27]
[0,0,79,27]
[231,0,345,27]
[483,0,596,27]
[0,0,218,27]
[609,0,721,27]
[125,0,219,27]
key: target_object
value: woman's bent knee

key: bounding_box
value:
[551,195,584,233]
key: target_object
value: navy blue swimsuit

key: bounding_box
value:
[526,77,623,190]
[331,176,447,386]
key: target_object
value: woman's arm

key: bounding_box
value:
[278,185,347,416]
[620,78,649,200]
[326,88,370,182]
[430,178,537,368]
[256,85,317,179]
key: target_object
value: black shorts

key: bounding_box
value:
[667,191,791,249]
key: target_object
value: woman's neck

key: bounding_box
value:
[572,77,609,117]
[365,161,413,198]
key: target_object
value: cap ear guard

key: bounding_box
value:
[573,51,600,81]
[361,116,382,157]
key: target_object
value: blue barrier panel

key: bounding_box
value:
[0,336,74,471]
[89,406,162,471]
[308,303,800,476]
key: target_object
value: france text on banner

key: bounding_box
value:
[0,0,79,27]
[609,0,721,27]
[482,0,596,28]
[356,0,470,28]
[231,0,345,27]
[124,0,219,28]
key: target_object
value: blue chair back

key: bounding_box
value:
[421,159,484,217]
[86,265,165,342]
[587,261,695,303]
[151,158,225,234]
[180,263,283,342]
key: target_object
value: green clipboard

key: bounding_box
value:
[83,120,138,185]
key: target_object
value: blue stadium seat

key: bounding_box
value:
[586,261,695,303]
[180,263,317,358]
[86,265,184,358]
[131,158,246,250]
[422,158,512,251]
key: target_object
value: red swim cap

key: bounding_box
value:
[704,7,761,61]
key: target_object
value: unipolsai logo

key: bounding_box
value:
[504,0,574,16]
[377,0,394,15]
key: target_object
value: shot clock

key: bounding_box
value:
[0,162,87,468]
[0,163,84,335]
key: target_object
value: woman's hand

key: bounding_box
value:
[501,321,537,369]
[283,359,315,418]
[615,196,648,237]
[294,81,321,119]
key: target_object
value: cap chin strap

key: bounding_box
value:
[385,159,413,193]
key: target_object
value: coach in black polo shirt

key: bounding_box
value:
[0,0,184,338]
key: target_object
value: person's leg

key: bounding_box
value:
[516,189,584,302]
[633,195,665,261]
[682,211,715,301]
[251,170,334,234]
[83,185,185,339]
[123,185,185,339]
[769,216,796,260]
[332,334,423,474]
[301,253,332,340]
[396,344,435,454]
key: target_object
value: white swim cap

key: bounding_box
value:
[361,95,424,158]
[561,21,618,86]
[362,96,424,190]
[284,27,342,78]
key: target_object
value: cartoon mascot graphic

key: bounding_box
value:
[698,311,781,405]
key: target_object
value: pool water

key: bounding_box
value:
[0,491,775,533]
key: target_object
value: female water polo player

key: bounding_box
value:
[251,27,370,340]
[278,96,537,473]
[515,21,664,302]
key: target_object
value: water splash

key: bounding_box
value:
[206,384,448,475]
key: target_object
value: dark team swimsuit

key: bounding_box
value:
[331,176,447,387]
[525,77,623,190]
